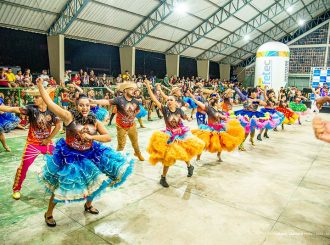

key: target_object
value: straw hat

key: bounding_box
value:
[170,86,180,95]
[201,88,214,94]
[24,87,55,97]
[224,88,234,98]
[117,81,137,91]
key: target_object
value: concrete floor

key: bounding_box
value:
[0,113,330,245]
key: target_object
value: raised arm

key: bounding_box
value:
[81,121,111,143]
[36,78,72,125]
[234,86,248,102]
[158,86,169,101]
[144,81,162,109]
[187,91,206,110]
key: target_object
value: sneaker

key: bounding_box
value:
[160,176,169,188]
[12,191,21,200]
[187,165,194,177]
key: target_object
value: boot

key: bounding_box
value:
[137,118,146,128]
[160,176,169,188]
[134,152,145,161]
[281,124,284,130]
[156,108,163,119]
[257,134,262,141]
[187,165,194,177]
[148,110,153,121]
[108,113,115,125]
[264,132,269,138]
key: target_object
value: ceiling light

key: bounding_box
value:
[298,19,305,26]
[244,35,250,41]
[287,6,293,13]
[174,2,188,14]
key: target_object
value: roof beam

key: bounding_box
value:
[223,0,330,66]
[48,0,90,35]
[198,0,300,60]
[166,0,253,55]
[119,0,174,47]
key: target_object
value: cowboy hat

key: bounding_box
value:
[170,86,181,95]
[24,87,56,97]
[117,81,137,91]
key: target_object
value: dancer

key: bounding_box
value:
[195,88,213,125]
[0,98,20,151]
[258,88,285,139]
[234,86,268,151]
[134,89,147,128]
[183,90,197,119]
[147,83,163,121]
[276,95,298,129]
[90,81,145,161]
[35,78,134,227]
[311,88,321,113]
[144,80,204,188]
[289,91,308,125]
[0,87,61,200]
[220,88,235,113]
[187,91,245,162]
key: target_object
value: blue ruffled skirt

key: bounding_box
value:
[91,106,109,122]
[260,108,285,127]
[136,104,147,119]
[0,112,20,133]
[183,97,198,109]
[40,138,134,203]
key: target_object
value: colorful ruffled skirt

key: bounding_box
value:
[147,127,204,166]
[275,107,299,124]
[91,106,109,122]
[136,104,147,119]
[289,102,309,115]
[40,139,134,203]
[191,120,245,153]
[0,112,20,133]
[234,109,279,133]
[260,108,285,128]
[183,97,198,109]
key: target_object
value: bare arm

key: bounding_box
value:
[144,81,162,109]
[159,87,169,101]
[89,99,111,106]
[0,105,21,114]
[36,78,72,125]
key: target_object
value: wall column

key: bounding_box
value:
[166,54,179,77]
[219,63,230,81]
[120,46,136,75]
[47,34,65,82]
[197,59,209,80]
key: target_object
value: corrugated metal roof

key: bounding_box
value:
[66,20,129,44]
[0,3,55,32]
[136,36,173,52]
[163,13,202,32]
[193,38,217,50]
[78,2,144,31]
[181,47,204,57]
[8,0,67,13]
[185,0,218,19]
[149,23,188,42]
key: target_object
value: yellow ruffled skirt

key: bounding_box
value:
[147,132,205,167]
[191,120,245,153]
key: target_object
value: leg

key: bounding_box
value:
[127,124,144,161]
[239,133,248,151]
[0,132,10,151]
[108,113,116,125]
[217,151,223,162]
[84,199,99,214]
[45,194,57,227]
[12,144,41,197]
[137,118,145,128]
[250,130,256,146]
[148,102,154,121]
[156,107,162,119]
[160,166,170,187]
[116,125,128,151]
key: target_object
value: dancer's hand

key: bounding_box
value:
[81,133,93,140]
[36,77,43,87]
[41,137,52,145]
[143,80,151,87]
[312,117,330,143]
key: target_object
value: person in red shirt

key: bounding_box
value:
[90,81,145,161]
[48,76,57,86]
[0,88,61,200]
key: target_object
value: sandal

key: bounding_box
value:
[44,213,56,227]
[84,203,99,215]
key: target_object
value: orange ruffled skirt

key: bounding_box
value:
[191,120,245,153]
[147,132,205,167]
